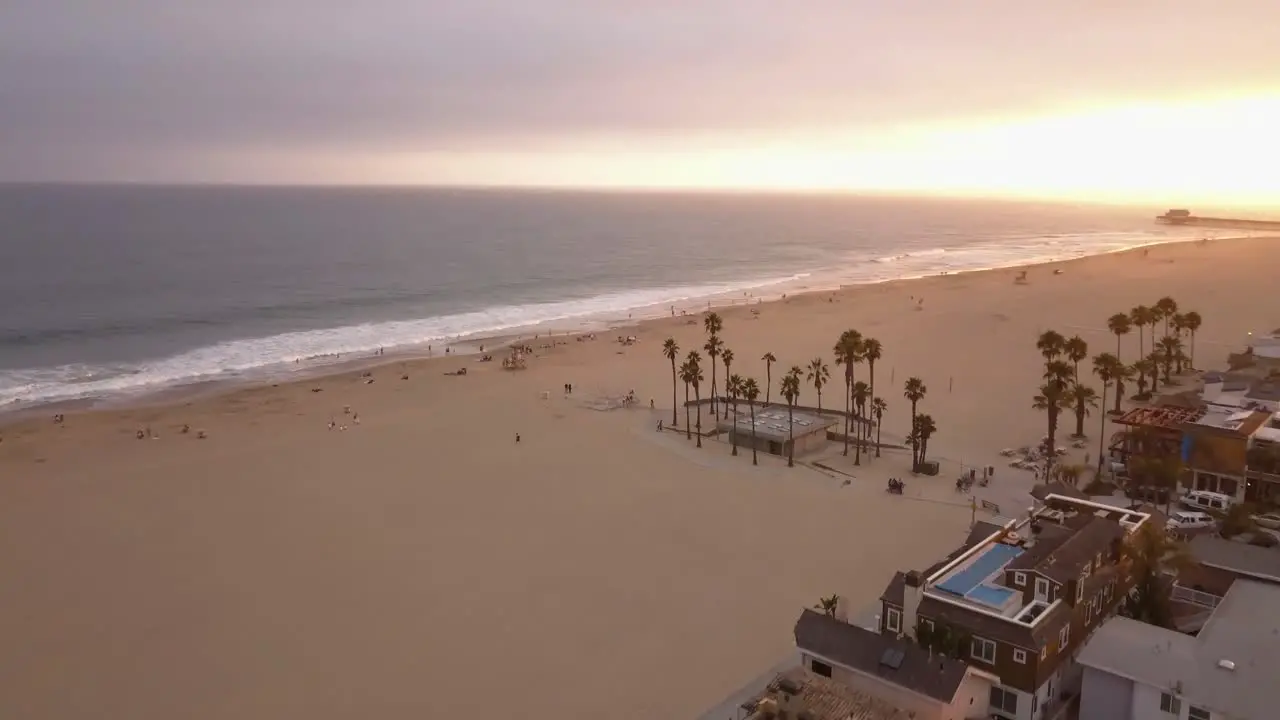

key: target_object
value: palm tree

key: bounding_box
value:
[1036,330,1066,361]
[742,378,761,465]
[852,380,871,465]
[679,358,695,440]
[1121,521,1192,629]
[1145,350,1163,393]
[903,377,927,466]
[704,334,723,417]
[833,330,863,457]
[1157,335,1181,383]
[814,594,840,618]
[1066,383,1099,438]
[1033,380,1069,477]
[720,348,735,419]
[871,397,887,458]
[862,337,882,417]
[1183,311,1202,369]
[1107,313,1132,363]
[1155,296,1178,338]
[1111,362,1133,413]
[781,368,802,467]
[1092,353,1121,472]
[1064,336,1089,381]
[1051,463,1085,487]
[1132,359,1153,398]
[662,338,680,426]
[1044,359,1073,387]
[807,357,830,413]
[761,352,777,404]
[726,374,744,456]
[914,414,937,465]
[687,351,705,448]
[1130,305,1154,360]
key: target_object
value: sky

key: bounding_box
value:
[3,1,1280,204]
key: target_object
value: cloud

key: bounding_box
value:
[3,1,1279,180]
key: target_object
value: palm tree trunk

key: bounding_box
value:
[787,402,795,467]
[1046,410,1058,478]
[709,363,717,417]
[1190,331,1197,369]
[749,401,758,465]
[1114,379,1124,413]
[842,374,851,456]
[875,417,882,457]
[1097,382,1109,476]
[909,401,918,466]
[730,398,738,456]
[1075,401,1086,437]
[1115,333,1122,363]
[684,383,691,440]
[694,385,703,448]
[765,366,772,404]
[816,388,822,413]
[670,360,678,426]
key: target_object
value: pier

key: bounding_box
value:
[1155,208,1280,231]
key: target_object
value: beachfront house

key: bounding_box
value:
[793,610,996,720]
[1168,535,1280,632]
[872,496,1151,720]
[1076,579,1280,720]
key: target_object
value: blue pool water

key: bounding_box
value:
[967,584,1019,607]
[936,543,1024,596]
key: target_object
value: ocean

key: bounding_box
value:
[0,186,1199,410]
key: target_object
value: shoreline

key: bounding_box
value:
[1,232,1255,431]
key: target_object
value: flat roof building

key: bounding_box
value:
[717,406,837,457]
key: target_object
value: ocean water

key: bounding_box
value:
[0,186,1199,409]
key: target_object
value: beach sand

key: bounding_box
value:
[2,236,1276,719]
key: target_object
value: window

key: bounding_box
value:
[1160,693,1181,714]
[1085,602,1092,623]
[989,687,1018,715]
[1188,706,1211,720]
[1040,646,1048,660]
[885,607,901,633]
[971,636,997,664]
[811,659,832,678]
[1014,571,1027,587]
[1076,579,1085,602]
[1013,648,1027,664]
[921,618,934,633]
[1035,577,1050,599]
[1059,625,1070,649]
[1106,582,1114,601]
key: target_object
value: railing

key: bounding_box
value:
[1172,582,1222,609]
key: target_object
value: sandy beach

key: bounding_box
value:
[2,236,1277,719]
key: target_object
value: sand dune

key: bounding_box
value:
[1,236,1276,719]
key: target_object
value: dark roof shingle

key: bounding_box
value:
[794,609,969,703]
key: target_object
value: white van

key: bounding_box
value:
[1166,511,1215,533]
[1180,490,1234,512]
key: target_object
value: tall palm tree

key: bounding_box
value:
[871,397,887,458]
[1154,296,1178,338]
[852,380,871,465]
[1145,350,1163,393]
[914,414,937,465]
[807,357,830,413]
[687,351,705,448]
[1130,305,1153,360]
[726,374,744,456]
[1157,335,1181,383]
[1092,353,1121,472]
[781,368,802,467]
[1066,383,1099,438]
[1044,360,1073,388]
[742,377,761,465]
[1107,313,1132,364]
[1033,380,1069,478]
[1121,520,1192,628]
[662,338,680,426]
[720,348,735,419]
[862,337,882,416]
[761,352,777,404]
[1111,362,1134,413]
[833,330,862,457]
[704,334,723,417]
[903,377,927,466]
[1064,335,1089,381]
[1182,311,1202,369]
[1036,330,1066,361]
[679,358,694,440]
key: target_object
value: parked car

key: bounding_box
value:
[1166,511,1216,534]
[1180,490,1234,512]
[1251,512,1280,530]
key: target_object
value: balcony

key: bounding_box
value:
[1171,582,1222,609]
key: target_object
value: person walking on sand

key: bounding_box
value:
[515,433,521,443]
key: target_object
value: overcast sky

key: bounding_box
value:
[3,1,1279,187]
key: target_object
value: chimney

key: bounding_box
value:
[834,595,850,624]
[903,571,924,640]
